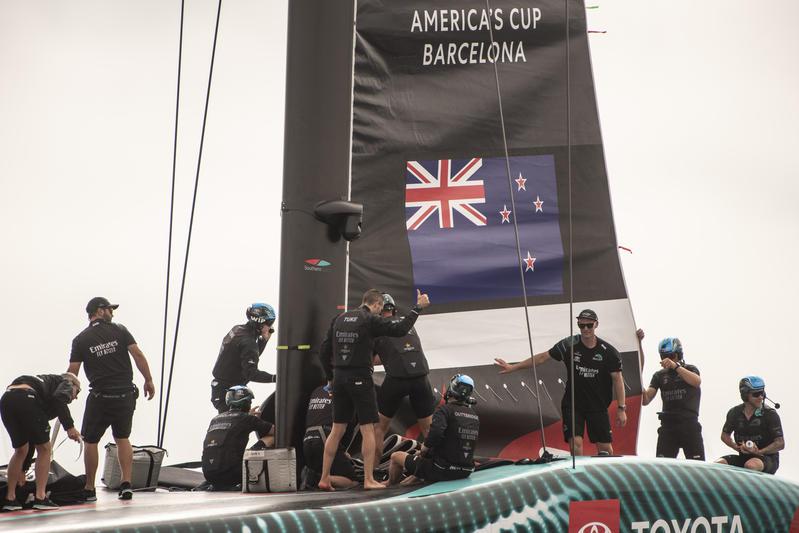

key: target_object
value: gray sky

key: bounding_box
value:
[2,0,798,482]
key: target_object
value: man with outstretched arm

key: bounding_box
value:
[494,309,626,456]
[67,297,155,501]
[318,288,430,491]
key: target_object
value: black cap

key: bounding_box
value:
[576,309,598,321]
[86,297,119,314]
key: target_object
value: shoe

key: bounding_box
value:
[32,497,59,510]
[84,489,97,502]
[118,481,133,500]
[1,499,23,511]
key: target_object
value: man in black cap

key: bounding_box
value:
[67,297,155,501]
[494,309,626,455]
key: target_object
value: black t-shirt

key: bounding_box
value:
[374,325,430,378]
[723,404,784,457]
[549,335,622,411]
[212,323,273,385]
[649,364,701,420]
[425,401,480,469]
[70,319,136,391]
[303,385,355,450]
[202,409,271,474]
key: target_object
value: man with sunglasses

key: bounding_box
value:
[642,337,704,460]
[716,376,784,474]
[494,309,626,455]
[211,303,277,414]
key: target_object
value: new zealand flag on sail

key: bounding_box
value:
[404,155,563,304]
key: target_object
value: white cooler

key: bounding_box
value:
[102,443,167,490]
[242,447,296,493]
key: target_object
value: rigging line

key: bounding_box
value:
[160,0,224,448]
[158,0,185,448]
[566,0,576,470]
[484,0,548,455]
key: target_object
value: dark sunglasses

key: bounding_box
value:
[577,323,595,329]
[750,391,765,398]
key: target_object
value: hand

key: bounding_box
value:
[250,405,261,416]
[741,442,760,455]
[659,358,677,370]
[494,358,514,374]
[67,427,82,442]
[261,325,273,341]
[416,289,430,309]
[143,380,156,400]
[616,408,627,427]
[636,329,645,341]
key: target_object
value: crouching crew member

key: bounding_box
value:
[202,386,272,489]
[0,373,82,511]
[642,337,704,460]
[373,293,436,462]
[302,384,357,490]
[211,304,276,414]
[717,376,784,474]
[385,374,479,486]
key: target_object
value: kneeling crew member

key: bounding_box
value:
[303,384,357,490]
[373,293,436,462]
[642,337,704,460]
[0,373,82,511]
[211,303,276,414]
[386,374,480,486]
[202,386,272,489]
[716,376,784,474]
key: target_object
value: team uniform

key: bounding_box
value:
[0,375,76,449]
[301,385,356,486]
[320,306,420,425]
[549,335,622,443]
[374,326,435,419]
[721,404,783,474]
[70,319,138,442]
[649,364,704,460]
[404,401,479,482]
[211,323,275,413]
[201,409,272,487]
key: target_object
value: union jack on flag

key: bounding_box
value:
[405,158,486,230]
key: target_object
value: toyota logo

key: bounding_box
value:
[577,522,612,533]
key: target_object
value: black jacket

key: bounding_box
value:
[425,401,480,471]
[10,374,76,430]
[212,323,274,385]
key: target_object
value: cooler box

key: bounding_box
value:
[242,447,296,493]
[102,443,167,490]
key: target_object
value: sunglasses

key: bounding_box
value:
[750,391,765,398]
[577,323,595,329]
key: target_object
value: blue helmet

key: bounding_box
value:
[446,374,475,402]
[658,337,683,360]
[225,385,254,410]
[246,303,276,326]
[739,376,765,400]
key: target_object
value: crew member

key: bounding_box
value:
[494,309,626,455]
[68,297,156,501]
[317,288,430,491]
[0,373,82,511]
[717,376,784,474]
[642,337,704,460]
[385,374,479,486]
[302,383,357,490]
[211,303,276,414]
[373,293,435,465]
[201,386,272,489]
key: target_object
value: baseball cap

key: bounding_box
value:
[86,297,119,314]
[576,309,598,321]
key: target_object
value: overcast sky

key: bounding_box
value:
[2,0,798,483]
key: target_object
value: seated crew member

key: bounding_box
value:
[716,376,784,474]
[1,373,82,511]
[302,383,357,490]
[202,386,272,489]
[385,374,479,486]
[211,303,276,414]
[373,293,436,465]
[494,309,626,456]
[642,337,704,460]
[318,288,430,491]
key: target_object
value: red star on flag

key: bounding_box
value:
[522,251,536,272]
[515,173,526,191]
[499,205,511,223]
[533,195,544,212]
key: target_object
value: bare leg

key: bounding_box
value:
[374,414,392,466]
[596,442,613,455]
[569,436,584,456]
[330,475,358,489]
[360,424,384,490]
[417,416,432,441]
[386,451,408,486]
[33,442,52,500]
[6,444,29,501]
[318,423,347,491]
[84,442,99,490]
[115,438,133,484]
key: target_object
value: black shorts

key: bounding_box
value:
[0,389,50,449]
[404,454,471,482]
[332,373,378,425]
[721,453,779,475]
[302,433,355,480]
[211,380,233,414]
[82,388,137,443]
[656,419,705,460]
[203,465,241,488]
[378,375,435,419]
[561,404,612,444]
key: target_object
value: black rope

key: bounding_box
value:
[159,0,224,448]
[157,0,185,448]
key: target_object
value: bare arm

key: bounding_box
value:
[636,328,645,369]
[611,371,627,427]
[757,436,785,456]
[660,358,701,387]
[129,344,155,399]
[67,362,81,375]
[721,432,740,453]
[641,386,658,406]
[494,351,551,374]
